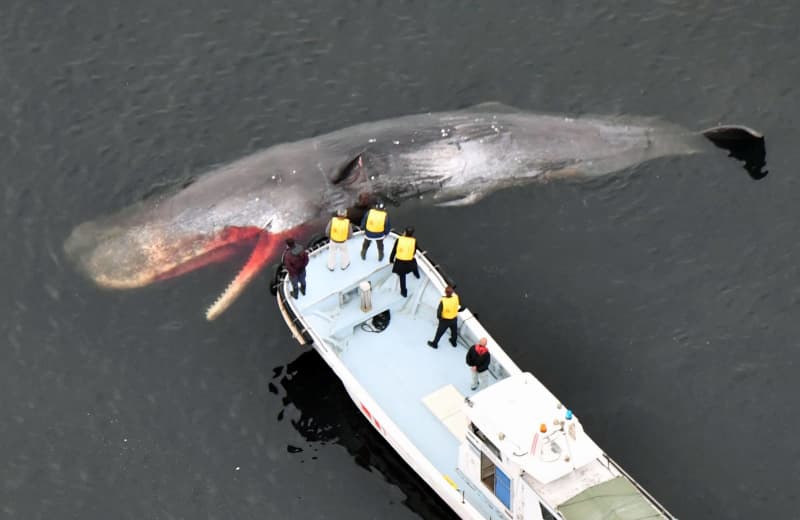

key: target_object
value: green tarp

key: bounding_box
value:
[557,476,668,520]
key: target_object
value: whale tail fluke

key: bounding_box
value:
[702,125,767,180]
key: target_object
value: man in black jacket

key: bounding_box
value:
[389,227,420,297]
[466,338,491,391]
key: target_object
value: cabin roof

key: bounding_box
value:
[467,373,604,484]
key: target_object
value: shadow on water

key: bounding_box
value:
[702,125,768,180]
[271,350,459,520]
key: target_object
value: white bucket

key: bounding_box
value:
[358,281,372,312]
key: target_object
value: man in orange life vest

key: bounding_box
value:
[325,208,353,271]
[427,286,463,349]
[388,226,420,298]
[360,201,391,261]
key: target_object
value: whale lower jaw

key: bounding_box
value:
[205,232,283,321]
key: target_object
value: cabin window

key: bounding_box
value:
[470,423,512,510]
[479,451,512,510]
[480,450,495,490]
[470,423,501,459]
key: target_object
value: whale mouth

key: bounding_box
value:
[64,221,291,320]
[702,125,768,180]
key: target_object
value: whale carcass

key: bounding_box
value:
[63,102,766,319]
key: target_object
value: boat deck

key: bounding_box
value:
[284,234,510,517]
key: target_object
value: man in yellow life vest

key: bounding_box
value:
[388,226,420,298]
[360,201,391,262]
[325,208,354,271]
[427,286,463,349]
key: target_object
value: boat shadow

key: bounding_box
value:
[272,350,459,519]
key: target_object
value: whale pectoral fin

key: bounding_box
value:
[542,166,581,180]
[434,192,487,207]
[702,125,767,180]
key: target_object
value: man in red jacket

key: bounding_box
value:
[282,238,309,299]
[466,338,491,391]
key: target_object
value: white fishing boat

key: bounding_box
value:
[274,230,676,520]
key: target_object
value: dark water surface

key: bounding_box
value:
[2,1,799,518]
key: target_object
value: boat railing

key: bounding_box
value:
[275,281,314,346]
[416,247,457,289]
[415,251,523,382]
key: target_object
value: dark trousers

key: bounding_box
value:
[289,271,306,295]
[397,272,408,297]
[395,263,420,297]
[431,317,457,347]
[361,238,384,259]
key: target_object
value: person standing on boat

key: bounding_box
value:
[347,191,373,227]
[466,338,491,390]
[360,201,391,261]
[427,286,462,349]
[389,226,420,297]
[325,208,353,271]
[282,238,309,299]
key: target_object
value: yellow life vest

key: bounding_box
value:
[395,236,416,261]
[441,294,460,319]
[330,217,349,242]
[365,209,387,234]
